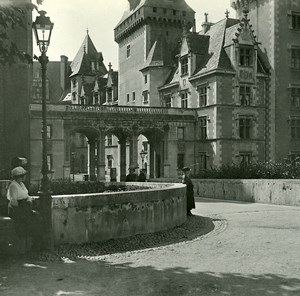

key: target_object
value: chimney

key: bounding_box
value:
[192,19,197,33]
[60,55,68,91]
[202,13,212,34]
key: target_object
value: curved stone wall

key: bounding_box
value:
[52,182,187,245]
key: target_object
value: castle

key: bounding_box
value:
[1,0,300,182]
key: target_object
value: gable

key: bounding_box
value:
[180,38,189,56]
[238,26,254,46]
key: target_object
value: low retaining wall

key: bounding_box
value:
[153,178,300,207]
[193,179,300,206]
[52,182,187,245]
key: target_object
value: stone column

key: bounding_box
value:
[163,125,170,178]
[88,138,96,181]
[149,143,155,178]
[97,128,106,181]
[118,136,127,182]
[129,130,139,171]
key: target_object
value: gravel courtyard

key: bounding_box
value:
[1,197,300,296]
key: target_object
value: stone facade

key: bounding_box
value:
[231,0,300,162]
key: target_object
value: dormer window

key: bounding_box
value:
[94,92,99,105]
[181,56,188,75]
[239,47,253,67]
[72,79,76,87]
[91,61,98,71]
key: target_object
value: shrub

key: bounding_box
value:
[192,160,300,179]
[29,180,150,195]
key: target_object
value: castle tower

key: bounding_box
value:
[114,0,195,106]
[231,0,300,162]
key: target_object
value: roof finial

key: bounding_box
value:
[86,27,89,35]
[225,9,230,19]
[204,13,208,23]
[108,62,112,71]
[243,8,249,19]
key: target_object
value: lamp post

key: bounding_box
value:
[71,151,76,182]
[32,10,54,250]
[140,150,147,171]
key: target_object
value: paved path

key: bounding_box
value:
[1,198,300,296]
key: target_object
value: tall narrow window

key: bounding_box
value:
[291,117,300,139]
[94,92,99,105]
[177,127,185,140]
[240,47,252,66]
[107,134,113,146]
[198,86,207,107]
[47,154,53,171]
[126,44,131,58]
[107,89,112,103]
[291,88,300,107]
[144,74,148,84]
[181,92,188,108]
[143,91,149,104]
[164,94,172,107]
[199,117,207,140]
[132,91,136,101]
[47,125,52,139]
[107,155,113,169]
[291,13,300,30]
[127,93,130,103]
[240,85,252,106]
[291,48,300,69]
[153,7,157,12]
[198,153,207,170]
[239,118,251,139]
[181,56,188,75]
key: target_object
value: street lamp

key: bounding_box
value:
[32,10,54,250]
[71,151,76,182]
[140,149,147,171]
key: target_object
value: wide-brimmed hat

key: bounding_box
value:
[181,167,191,172]
[11,166,27,177]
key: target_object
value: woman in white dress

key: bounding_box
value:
[7,166,43,250]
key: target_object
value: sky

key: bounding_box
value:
[33,0,235,69]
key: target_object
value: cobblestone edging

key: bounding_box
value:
[26,214,228,262]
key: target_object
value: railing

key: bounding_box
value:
[30,104,197,116]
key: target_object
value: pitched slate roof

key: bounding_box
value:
[70,33,107,77]
[142,35,175,69]
[192,18,239,77]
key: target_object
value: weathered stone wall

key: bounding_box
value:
[51,182,187,245]
[154,178,300,206]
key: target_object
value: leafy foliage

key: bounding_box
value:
[0,0,44,65]
[192,159,300,179]
[29,179,150,195]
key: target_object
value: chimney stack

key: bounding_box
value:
[60,55,68,91]
[202,13,212,34]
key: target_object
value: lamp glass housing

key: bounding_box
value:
[32,10,54,53]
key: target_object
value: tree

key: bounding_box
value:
[0,0,44,64]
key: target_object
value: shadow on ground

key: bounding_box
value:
[0,259,299,295]
[22,215,217,261]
